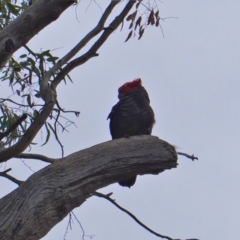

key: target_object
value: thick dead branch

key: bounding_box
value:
[0,0,75,68]
[0,136,177,240]
[0,0,79,161]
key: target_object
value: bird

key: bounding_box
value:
[107,78,155,187]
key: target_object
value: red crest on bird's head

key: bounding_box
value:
[118,78,142,94]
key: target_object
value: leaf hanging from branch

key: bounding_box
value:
[125,30,133,42]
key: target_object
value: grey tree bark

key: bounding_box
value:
[0,136,177,240]
[0,0,75,68]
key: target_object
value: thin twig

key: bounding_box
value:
[55,100,80,116]
[64,211,95,240]
[93,191,173,240]
[177,152,198,161]
[0,98,43,107]
[71,211,86,240]
[51,114,69,133]
[0,168,24,186]
[64,212,73,240]
[20,159,35,173]
[23,45,37,58]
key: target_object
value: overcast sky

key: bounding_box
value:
[1,1,240,240]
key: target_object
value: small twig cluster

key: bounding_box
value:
[64,211,95,240]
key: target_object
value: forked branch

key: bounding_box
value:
[94,191,174,240]
[93,192,199,240]
[0,168,23,186]
[51,0,137,89]
[49,0,121,77]
[0,1,137,163]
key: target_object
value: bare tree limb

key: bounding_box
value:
[48,0,121,77]
[0,136,177,240]
[0,168,23,186]
[16,153,57,163]
[51,0,137,89]
[0,114,27,141]
[177,152,198,161]
[44,0,122,91]
[94,190,199,240]
[55,100,80,116]
[93,191,174,240]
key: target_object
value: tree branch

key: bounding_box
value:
[0,1,136,163]
[51,0,137,89]
[0,168,23,186]
[16,153,57,163]
[177,152,198,161]
[0,0,75,68]
[93,191,174,240]
[0,136,177,240]
[94,192,199,240]
[48,0,120,77]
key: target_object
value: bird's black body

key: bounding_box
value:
[107,80,155,187]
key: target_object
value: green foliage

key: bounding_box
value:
[0,1,76,149]
[0,45,75,148]
[0,0,29,30]
[0,17,74,150]
[0,104,28,145]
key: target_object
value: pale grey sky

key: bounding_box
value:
[1,1,240,240]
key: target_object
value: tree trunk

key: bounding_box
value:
[0,0,75,68]
[0,136,177,240]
